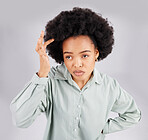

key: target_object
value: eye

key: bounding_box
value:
[65,56,72,60]
[83,55,89,58]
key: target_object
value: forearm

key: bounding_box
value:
[102,108,141,134]
[37,71,48,78]
[10,73,49,128]
[102,79,141,134]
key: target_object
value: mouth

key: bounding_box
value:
[73,70,85,76]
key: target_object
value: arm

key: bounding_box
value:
[9,73,51,128]
[10,31,54,128]
[102,79,141,134]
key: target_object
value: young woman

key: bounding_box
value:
[10,7,141,140]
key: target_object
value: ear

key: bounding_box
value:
[95,49,99,59]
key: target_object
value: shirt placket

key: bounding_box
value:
[72,91,83,140]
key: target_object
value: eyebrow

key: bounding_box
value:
[63,50,91,54]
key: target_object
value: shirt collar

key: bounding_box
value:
[53,63,102,85]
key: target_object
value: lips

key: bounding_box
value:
[73,70,85,76]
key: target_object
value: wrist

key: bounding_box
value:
[37,71,48,78]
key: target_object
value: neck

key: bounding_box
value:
[72,72,93,89]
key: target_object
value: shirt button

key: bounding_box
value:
[74,128,77,131]
[78,105,81,108]
[75,117,79,120]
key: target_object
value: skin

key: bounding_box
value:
[35,31,54,77]
[62,35,99,90]
[35,31,99,90]
[35,31,102,133]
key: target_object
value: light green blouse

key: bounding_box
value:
[10,63,141,140]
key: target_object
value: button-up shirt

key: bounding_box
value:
[10,63,141,140]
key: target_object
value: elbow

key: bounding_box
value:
[10,108,34,129]
[120,108,142,125]
[10,102,37,129]
[130,109,142,124]
[136,109,142,123]
[12,116,33,128]
[15,122,32,128]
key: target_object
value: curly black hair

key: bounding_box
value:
[44,7,114,64]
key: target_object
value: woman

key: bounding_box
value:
[10,7,141,140]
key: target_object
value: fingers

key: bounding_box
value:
[43,39,54,49]
[36,31,44,50]
[35,30,54,56]
[37,49,46,56]
[40,30,44,43]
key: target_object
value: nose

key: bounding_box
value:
[73,58,82,67]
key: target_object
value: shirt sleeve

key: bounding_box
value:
[9,72,51,128]
[102,79,141,134]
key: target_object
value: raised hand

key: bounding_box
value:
[35,30,54,77]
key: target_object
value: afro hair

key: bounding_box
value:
[44,7,114,64]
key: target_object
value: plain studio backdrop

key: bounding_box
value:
[0,0,147,139]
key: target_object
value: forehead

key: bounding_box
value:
[62,35,94,51]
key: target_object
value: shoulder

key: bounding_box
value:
[97,71,121,99]
[48,65,57,78]
[96,70,119,88]
[47,65,59,79]
[47,63,67,80]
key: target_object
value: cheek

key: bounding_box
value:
[85,56,95,63]
[86,61,95,68]
[64,61,72,70]
[85,58,95,67]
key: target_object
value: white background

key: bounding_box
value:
[0,0,147,139]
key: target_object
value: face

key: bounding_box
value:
[62,35,99,85]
